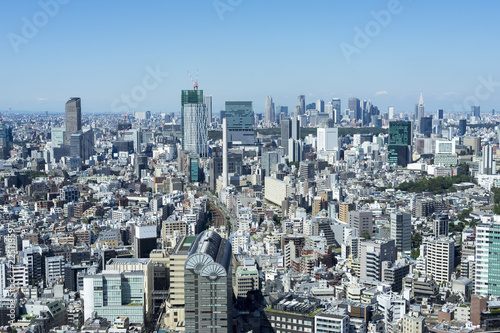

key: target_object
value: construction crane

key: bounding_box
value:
[0,108,11,122]
[187,69,199,90]
[119,111,129,136]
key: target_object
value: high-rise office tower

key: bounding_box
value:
[291,115,300,141]
[348,97,361,121]
[297,95,305,116]
[288,138,302,162]
[181,89,208,157]
[70,129,94,160]
[65,97,82,144]
[459,119,467,136]
[388,106,395,120]
[420,116,433,138]
[480,144,495,175]
[225,101,254,145]
[265,96,275,126]
[262,151,279,177]
[417,92,425,131]
[281,118,292,154]
[437,109,444,120]
[134,154,148,178]
[472,105,481,118]
[184,230,232,333]
[390,211,411,254]
[0,125,13,159]
[203,95,212,123]
[476,217,500,297]
[332,98,341,124]
[388,121,412,167]
[316,99,325,113]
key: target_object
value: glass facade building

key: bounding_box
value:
[225,101,255,145]
[83,271,145,324]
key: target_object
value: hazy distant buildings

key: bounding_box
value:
[348,97,360,121]
[459,119,467,136]
[472,105,480,118]
[417,92,425,131]
[297,95,305,116]
[225,101,254,145]
[420,116,432,138]
[332,98,341,124]
[65,97,82,144]
[265,96,275,126]
[181,89,208,157]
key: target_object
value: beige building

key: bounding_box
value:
[162,235,197,330]
[402,312,425,333]
[339,203,355,223]
[234,264,259,299]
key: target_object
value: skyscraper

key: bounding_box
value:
[437,109,444,120]
[472,105,481,118]
[332,98,341,124]
[203,95,212,123]
[225,101,254,145]
[420,116,433,138]
[65,97,82,144]
[388,106,395,120]
[265,96,274,126]
[297,95,305,116]
[390,211,411,254]
[0,125,13,160]
[181,89,208,157]
[184,230,232,332]
[316,99,325,113]
[348,97,360,121]
[459,119,467,136]
[479,144,495,175]
[388,121,412,167]
[417,91,425,131]
[281,118,292,154]
[291,115,300,141]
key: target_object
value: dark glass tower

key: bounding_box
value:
[65,97,82,144]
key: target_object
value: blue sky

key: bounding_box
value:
[1,0,499,116]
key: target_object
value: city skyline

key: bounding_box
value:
[1,1,499,114]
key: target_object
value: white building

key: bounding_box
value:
[317,127,339,152]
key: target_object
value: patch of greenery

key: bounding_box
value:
[397,173,472,194]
